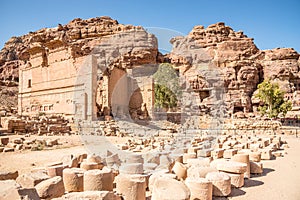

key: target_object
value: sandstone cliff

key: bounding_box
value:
[0,16,158,111]
[167,22,300,116]
[0,17,299,116]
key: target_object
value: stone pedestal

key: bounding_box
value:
[206,172,231,197]
[115,174,146,200]
[47,164,68,177]
[222,172,244,188]
[183,153,197,163]
[84,167,114,191]
[185,177,212,200]
[232,154,250,178]
[62,168,85,192]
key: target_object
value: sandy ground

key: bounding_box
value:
[0,135,299,200]
[227,135,300,200]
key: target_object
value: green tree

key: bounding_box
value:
[153,63,181,110]
[255,80,292,118]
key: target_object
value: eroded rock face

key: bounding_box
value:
[0,17,299,116]
[259,48,300,92]
[168,22,300,115]
[0,16,158,113]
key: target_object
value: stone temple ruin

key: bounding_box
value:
[5,17,297,126]
[1,16,300,200]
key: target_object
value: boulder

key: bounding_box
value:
[16,171,49,188]
[35,176,65,199]
[0,180,40,200]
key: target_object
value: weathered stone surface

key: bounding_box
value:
[185,177,213,200]
[206,172,231,197]
[35,176,65,199]
[222,172,244,188]
[119,163,143,174]
[0,180,40,200]
[250,161,263,174]
[168,22,300,116]
[260,149,273,160]
[188,165,218,179]
[0,137,9,145]
[172,161,187,180]
[249,152,261,162]
[0,170,18,180]
[16,171,49,188]
[231,153,251,178]
[52,191,122,200]
[62,168,84,192]
[115,173,146,200]
[47,164,68,177]
[0,17,299,116]
[148,170,177,192]
[83,167,114,191]
[80,162,104,171]
[151,177,190,200]
[223,149,238,159]
[216,160,247,174]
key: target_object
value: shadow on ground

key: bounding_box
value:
[243,179,264,188]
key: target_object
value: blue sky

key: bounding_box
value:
[0,0,299,52]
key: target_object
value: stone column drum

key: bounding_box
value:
[232,154,250,178]
[206,172,231,197]
[83,167,114,191]
[62,168,85,192]
[115,174,146,200]
[185,177,212,200]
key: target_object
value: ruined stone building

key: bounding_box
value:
[16,17,158,121]
[0,17,299,120]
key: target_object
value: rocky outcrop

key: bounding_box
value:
[0,17,299,116]
[0,16,158,114]
[167,22,300,115]
[259,48,300,92]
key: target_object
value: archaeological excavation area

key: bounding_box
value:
[0,16,300,200]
